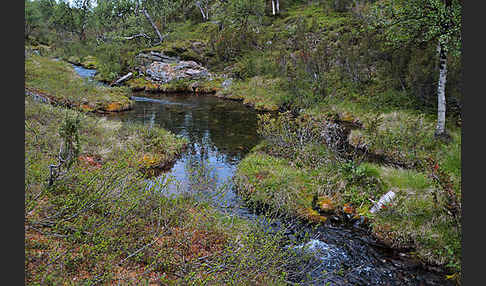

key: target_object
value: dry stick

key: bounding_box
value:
[119,236,162,266]
[121,33,151,40]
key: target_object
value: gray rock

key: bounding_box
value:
[222,78,233,89]
[145,61,211,83]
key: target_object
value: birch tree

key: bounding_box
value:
[370,0,462,137]
[195,0,210,21]
[270,0,279,15]
[137,0,176,44]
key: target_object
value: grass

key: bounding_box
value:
[234,110,462,278]
[25,1,462,283]
[216,76,289,111]
[126,76,224,94]
[25,55,132,112]
[25,95,310,285]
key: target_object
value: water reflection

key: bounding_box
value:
[113,92,261,203]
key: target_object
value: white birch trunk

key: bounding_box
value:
[436,42,448,136]
[276,0,280,14]
[196,1,209,21]
[272,0,275,15]
[143,7,164,43]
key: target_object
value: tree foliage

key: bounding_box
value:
[369,0,462,57]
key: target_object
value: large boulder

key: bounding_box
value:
[145,60,211,83]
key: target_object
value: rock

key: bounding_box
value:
[352,216,366,228]
[370,190,396,213]
[189,82,199,92]
[145,61,211,83]
[222,78,233,89]
[137,52,179,64]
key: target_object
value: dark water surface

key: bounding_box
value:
[113,92,262,212]
[74,65,452,286]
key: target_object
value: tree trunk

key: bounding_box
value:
[272,0,275,15]
[276,0,280,14]
[196,1,207,20]
[435,42,448,136]
[143,7,164,43]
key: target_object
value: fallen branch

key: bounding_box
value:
[121,33,151,41]
[110,72,133,87]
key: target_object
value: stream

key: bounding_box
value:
[75,65,453,285]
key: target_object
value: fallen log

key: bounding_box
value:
[110,72,133,87]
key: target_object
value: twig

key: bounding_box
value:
[119,236,161,266]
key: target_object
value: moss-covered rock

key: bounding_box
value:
[126,76,224,95]
[81,55,98,69]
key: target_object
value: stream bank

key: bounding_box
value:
[72,63,455,285]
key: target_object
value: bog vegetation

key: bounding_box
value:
[25,0,462,284]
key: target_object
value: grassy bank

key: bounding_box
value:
[234,110,461,280]
[25,95,314,285]
[25,55,132,112]
[25,0,462,283]
[126,76,224,95]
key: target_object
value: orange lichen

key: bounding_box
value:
[80,104,95,112]
[317,197,335,213]
[343,203,355,215]
[141,154,160,168]
[105,102,122,112]
[340,111,355,123]
[299,207,328,223]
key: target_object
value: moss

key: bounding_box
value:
[298,207,328,223]
[81,55,98,69]
[126,76,224,94]
[67,55,81,65]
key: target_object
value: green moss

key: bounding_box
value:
[81,55,98,69]
[235,151,329,220]
[126,76,223,94]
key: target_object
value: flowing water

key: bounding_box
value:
[75,65,453,286]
